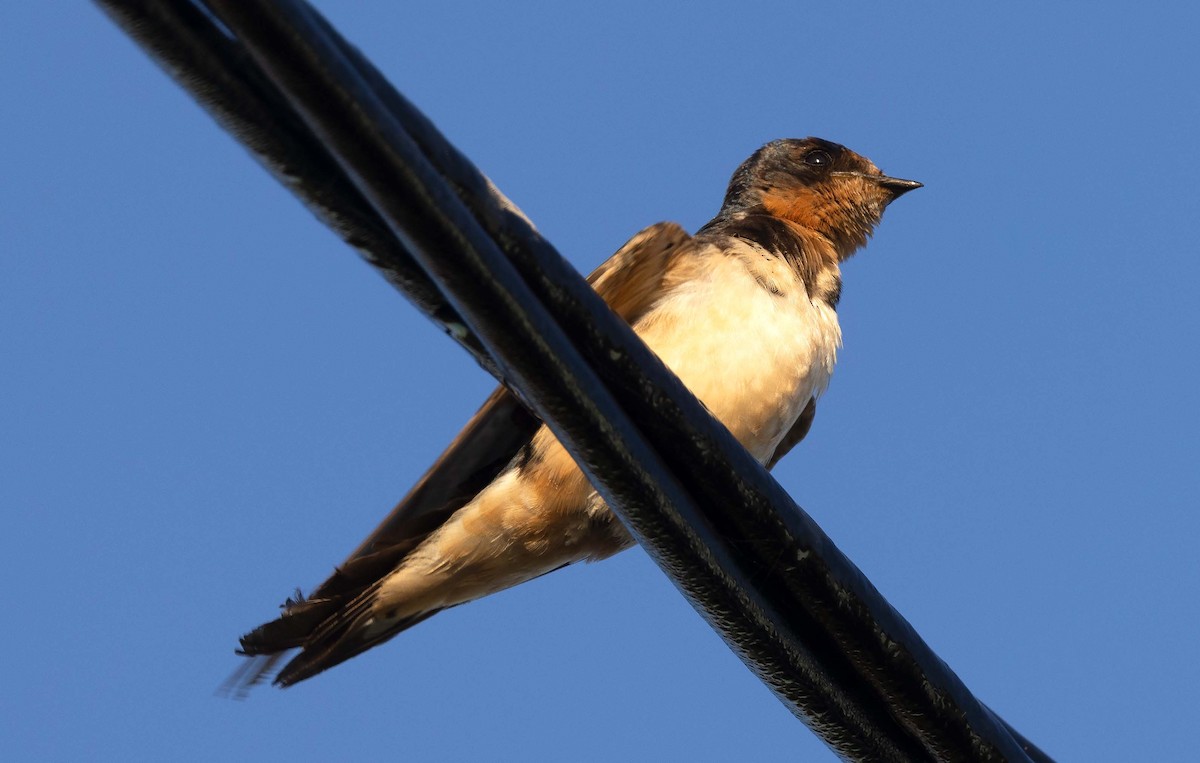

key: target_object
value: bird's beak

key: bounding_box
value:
[831,170,923,199]
[873,175,923,198]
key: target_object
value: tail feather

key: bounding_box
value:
[274,608,441,687]
[217,652,287,699]
[225,577,444,693]
[236,537,432,655]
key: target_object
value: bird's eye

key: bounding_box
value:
[804,150,832,168]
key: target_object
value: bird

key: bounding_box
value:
[227,137,920,691]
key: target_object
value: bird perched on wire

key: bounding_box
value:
[228,137,920,691]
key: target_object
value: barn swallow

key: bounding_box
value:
[228,137,920,691]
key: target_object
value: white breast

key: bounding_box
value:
[632,243,842,462]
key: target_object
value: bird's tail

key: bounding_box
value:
[220,582,442,694]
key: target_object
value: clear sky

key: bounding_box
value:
[4,2,1199,760]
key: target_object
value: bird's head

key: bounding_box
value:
[720,137,920,260]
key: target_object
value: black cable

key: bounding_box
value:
[94,0,498,376]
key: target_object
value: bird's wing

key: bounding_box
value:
[318,220,690,580]
[766,396,817,469]
[586,221,692,323]
[232,222,693,677]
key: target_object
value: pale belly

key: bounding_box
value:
[633,251,841,461]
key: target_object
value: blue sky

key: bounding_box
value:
[4,2,1199,760]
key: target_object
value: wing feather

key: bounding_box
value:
[232,222,694,685]
[767,397,817,469]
